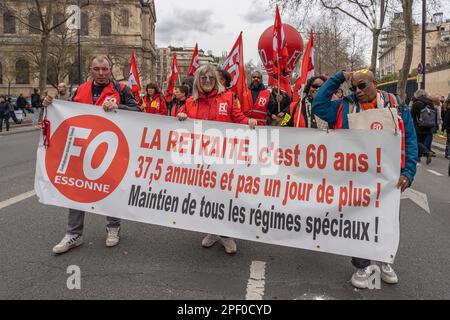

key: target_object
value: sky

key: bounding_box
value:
[155,0,450,66]
[155,0,278,65]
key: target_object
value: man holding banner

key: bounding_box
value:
[42,55,141,255]
[313,70,418,289]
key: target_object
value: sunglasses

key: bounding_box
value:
[349,82,369,92]
[200,76,216,83]
[311,84,322,89]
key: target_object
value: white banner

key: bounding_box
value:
[35,101,402,263]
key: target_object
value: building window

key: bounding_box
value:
[81,12,89,36]
[3,12,16,34]
[121,10,129,27]
[100,14,112,36]
[29,12,41,34]
[53,14,65,35]
[16,59,30,85]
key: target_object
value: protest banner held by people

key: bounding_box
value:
[42,55,141,255]
[313,69,418,289]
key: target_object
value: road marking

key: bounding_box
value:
[296,293,335,300]
[246,261,266,300]
[0,190,36,211]
[427,170,444,177]
[401,188,430,214]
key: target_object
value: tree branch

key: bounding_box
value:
[319,0,372,30]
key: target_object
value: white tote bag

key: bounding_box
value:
[348,108,399,134]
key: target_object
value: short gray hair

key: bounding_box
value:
[414,89,428,99]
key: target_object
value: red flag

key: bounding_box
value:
[187,43,200,77]
[294,30,315,102]
[128,50,142,104]
[165,53,179,101]
[222,32,251,113]
[272,5,292,97]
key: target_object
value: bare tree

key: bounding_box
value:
[314,12,367,75]
[271,0,390,77]
[1,0,90,93]
[430,43,450,67]
[396,0,414,100]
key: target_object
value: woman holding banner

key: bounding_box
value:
[177,64,258,254]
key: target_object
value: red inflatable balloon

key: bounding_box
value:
[258,24,304,76]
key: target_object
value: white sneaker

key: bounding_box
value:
[52,234,83,254]
[351,267,372,289]
[220,237,237,254]
[106,227,121,247]
[201,234,220,248]
[381,263,399,284]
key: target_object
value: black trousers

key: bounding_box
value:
[417,133,430,158]
[445,129,449,158]
[0,111,10,131]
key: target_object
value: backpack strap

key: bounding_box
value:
[112,80,126,105]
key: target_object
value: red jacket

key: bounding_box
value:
[244,88,271,126]
[73,81,125,106]
[178,90,249,124]
[142,93,167,115]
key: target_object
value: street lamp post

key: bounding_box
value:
[421,0,426,90]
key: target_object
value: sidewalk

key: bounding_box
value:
[0,118,39,137]
[433,134,447,153]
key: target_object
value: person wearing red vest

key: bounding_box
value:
[142,83,167,116]
[313,70,418,290]
[42,55,141,255]
[167,85,188,117]
[282,76,327,128]
[244,71,277,126]
[177,64,257,254]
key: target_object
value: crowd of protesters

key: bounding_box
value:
[23,52,447,290]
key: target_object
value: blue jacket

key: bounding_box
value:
[312,71,418,183]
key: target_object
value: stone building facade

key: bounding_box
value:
[0,0,157,97]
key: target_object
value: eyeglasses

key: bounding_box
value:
[311,84,322,89]
[349,82,369,92]
[200,76,216,83]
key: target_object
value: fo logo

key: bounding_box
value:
[45,115,129,203]
[370,122,384,130]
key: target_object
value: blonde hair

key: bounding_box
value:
[192,64,225,101]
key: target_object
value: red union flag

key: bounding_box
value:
[294,30,315,102]
[222,32,250,112]
[272,5,292,97]
[187,43,200,77]
[128,51,142,104]
[165,53,179,101]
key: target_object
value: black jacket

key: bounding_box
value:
[411,96,436,135]
[0,101,12,113]
[31,93,41,108]
[249,83,277,116]
[271,89,292,115]
[16,96,27,109]
[443,101,450,131]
